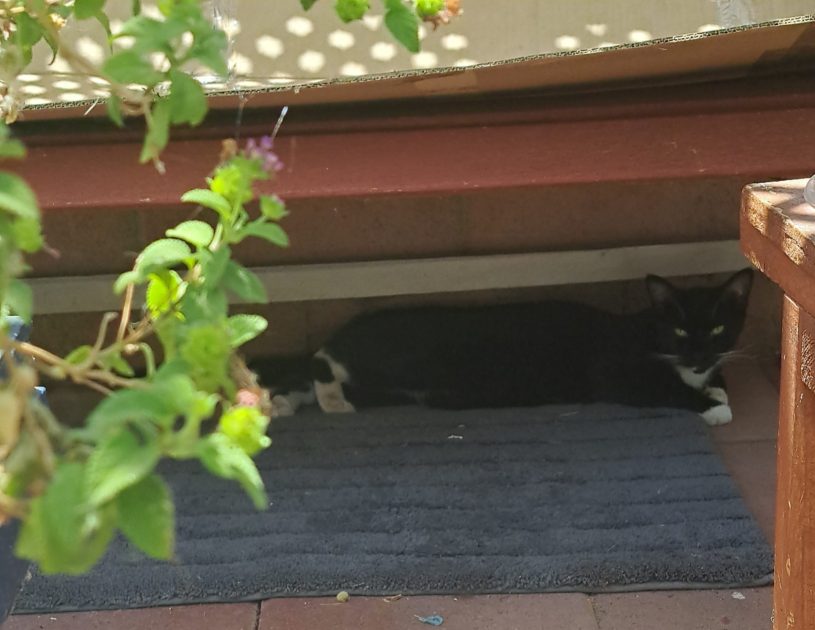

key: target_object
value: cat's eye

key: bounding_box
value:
[674,327,688,338]
[710,324,725,336]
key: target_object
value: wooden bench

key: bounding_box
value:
[742,179,815,629]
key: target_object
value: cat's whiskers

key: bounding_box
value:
[715,350,754,366]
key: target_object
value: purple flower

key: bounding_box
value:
[244,135,283,174]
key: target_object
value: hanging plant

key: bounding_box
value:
[0,0,462,575]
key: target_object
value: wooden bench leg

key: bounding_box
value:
[775,297,815,629]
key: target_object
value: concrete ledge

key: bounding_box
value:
[31,240,746,315]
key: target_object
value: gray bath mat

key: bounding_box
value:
[15,404,773,612]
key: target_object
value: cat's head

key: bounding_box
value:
[645,268,754,375]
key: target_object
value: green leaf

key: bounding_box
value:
[154,373,200,411]
[168,388,219,456]
[300,0,319,8]
[116,474,174,559]
[113,270,140,294]
[259,195,288,221]
[103,50,164,85]
[181,189,232,218]
[140,98,172,164]
[13,14,42,63]
[0,139,26,159]
[179,323,232,393]
[152,358,188,381]
[42,28,59,63]
[16,462,115,575]
[226,314,268,347]
[11,37,33,66]
[383,0,420,52]
[335,0,370,22]
[222,260,266,302]
[242,221,289,247]
[166,220,213,247]
[198,433,267,509]
[94,9,112,37]
[77,375,201,437]
[415,0,444,18]
[6,279,32,322]
[15,13,42,47]
[145,270,182,318]
[156,0,173,16]
[12,216,43,253]
[86,425,160,506]
[168,69,207,126]
[84,386,176,436]
[64,344,93,366]
[200,246,230,286]
[98,351,136,377]
[218,406,271,456]
[52,2,72,18]
[134,238,192,276]
[115,15,186,54]
[179,286,228,323]
[75,0,106,20]
[188,29,229,76]
[106,95,124,128]
[112,355,136,377]
[0,172,39,220]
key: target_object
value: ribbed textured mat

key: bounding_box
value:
[15,404,773,612]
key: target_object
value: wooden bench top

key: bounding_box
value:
[741,178,815,313]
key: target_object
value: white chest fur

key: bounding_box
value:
[674,365,714,390]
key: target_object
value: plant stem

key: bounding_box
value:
[84,311,118,369]
[137,342,156,377]
[117,284,135,342]
[11,341,147,391]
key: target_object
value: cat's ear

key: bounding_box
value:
[645,274,682,313]
[719,268,754,307]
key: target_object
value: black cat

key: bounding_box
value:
[264,269,753,426]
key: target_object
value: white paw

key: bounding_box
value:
[315,380,356,414]
[704,386,729,405]
[320,398,356,414]
[270,394,295,418]
[701,404,733,426]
